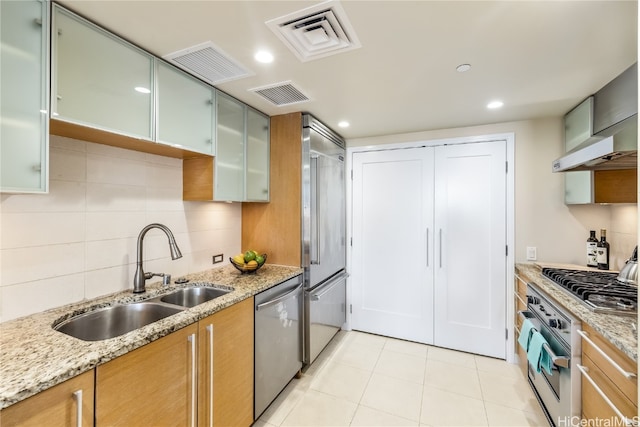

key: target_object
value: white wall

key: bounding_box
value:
[0,135,241,322]
[348,117,637,267]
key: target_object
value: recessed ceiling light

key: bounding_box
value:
[254,50,274,64]
[338,121,350,128]
[135,87,151,94]
[456,64,471,72]
[487,100,504,109]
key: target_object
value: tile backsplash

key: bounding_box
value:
[609,204,638,270]
[0,136,241,322]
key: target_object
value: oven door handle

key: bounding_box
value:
[517,311,570,369]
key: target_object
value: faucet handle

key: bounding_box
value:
[145,272,171,285]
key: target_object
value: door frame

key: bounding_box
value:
[345,132,516,363]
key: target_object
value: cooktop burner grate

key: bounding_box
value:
[541,268,637,314]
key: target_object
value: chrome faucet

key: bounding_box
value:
[133,223,182,293]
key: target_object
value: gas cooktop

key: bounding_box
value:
[541,268,638,315]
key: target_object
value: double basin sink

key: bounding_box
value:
[54,286,232,341]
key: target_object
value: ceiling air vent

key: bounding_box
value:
[250,81,310,106]
[162,41,252,85]
[266,0,361,62]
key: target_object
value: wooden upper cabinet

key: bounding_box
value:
[1,370,94,427]
[242,112,302,266]
[95,324,198,426]
[198,297,254,427]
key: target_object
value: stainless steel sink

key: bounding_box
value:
[54,302,184,341]
[159,286,232,308]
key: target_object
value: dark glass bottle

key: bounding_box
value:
[587,230,598,267]
[596,229,610,270]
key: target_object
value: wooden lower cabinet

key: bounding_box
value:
[514,274,528,377]
[3,299,254,426]
[1,370,94,427]
[198,297,254,427]
[95,324,199,426]
[579,323,638,424]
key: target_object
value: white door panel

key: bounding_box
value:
[434,141,506,358]
[351,148,434,343]
[350,139,507,359]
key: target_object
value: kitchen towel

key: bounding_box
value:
[527,330,554,376]
[518,318,536,351]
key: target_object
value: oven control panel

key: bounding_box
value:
[526,285,573,345]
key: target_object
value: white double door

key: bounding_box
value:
[351,140,507,358]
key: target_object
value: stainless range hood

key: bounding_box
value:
[553,63,637,172]
[552,120,637,172]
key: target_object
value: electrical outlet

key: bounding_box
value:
[212,254,224,264]
[526,247,537,261]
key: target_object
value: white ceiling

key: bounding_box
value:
[56,0,638,140]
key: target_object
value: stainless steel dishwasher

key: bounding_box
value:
[254,275,303,418]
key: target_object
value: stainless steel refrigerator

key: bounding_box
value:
[301,114,348,366]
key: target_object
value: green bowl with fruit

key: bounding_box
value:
[230,250,267,274]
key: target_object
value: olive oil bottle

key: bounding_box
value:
[596,229,610,270]
[586,230,598,267]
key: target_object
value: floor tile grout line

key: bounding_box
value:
[473,356,492,426]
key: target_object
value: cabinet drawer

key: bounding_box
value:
[1,370,94,427]
[514,324,528,378]
[580,323,637,405]
[515,274,527,300]
[581,353,637,422]
[514,293,526,331]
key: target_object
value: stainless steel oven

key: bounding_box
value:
[520,283,582,427]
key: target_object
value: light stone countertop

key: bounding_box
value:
[516,263,637,362]
[0,264,303,410]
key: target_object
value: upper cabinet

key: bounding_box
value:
[564,96,594,152]
[52,6,154,139]
[184,93,270,202]
[246,109,270,201]
[215,93,246,201]
[156,61,215,155]
[1,3,269,199]
[0,0,49,193]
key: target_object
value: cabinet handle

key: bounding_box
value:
[206,324,214,427]
[425,228,429,267]
[439,229,443,268]
[514,292,527,307]
[576,364,637,426]
[577,330,637,379]
[73,390,82,427]
[188,334,196,427]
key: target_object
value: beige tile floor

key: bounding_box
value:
[255,330,550,427]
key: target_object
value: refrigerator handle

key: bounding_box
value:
[310,156,320,265]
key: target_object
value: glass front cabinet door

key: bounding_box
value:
[156,61,215,155]
[52,6,153,139]
[245,109,270,201]
[215,93,245,201]
[0,0,49,193]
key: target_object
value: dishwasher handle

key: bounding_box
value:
[256,284,303,311]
